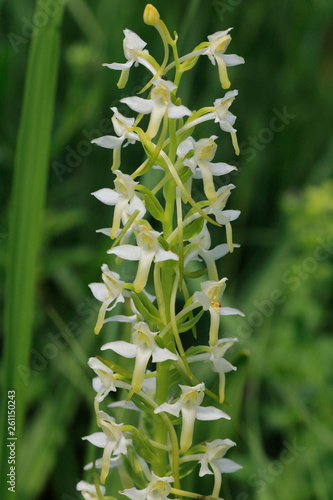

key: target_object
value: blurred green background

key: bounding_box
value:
[1,0,333,499]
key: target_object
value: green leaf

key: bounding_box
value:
[130,426,158,463]
[178,165,193,184]
[185,345,210,357]
[131,292,163,328]
[131,393,156,414]
[0,2,65,498]
[96,356,132,379]
[179,459,199,479]
[183,217,205,241]
[178,310,204,333]
[136,185,166,222]
[122,449,152,490]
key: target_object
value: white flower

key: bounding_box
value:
[101,322,178,394]
[92,170,146,238]
[186,222,236,264]
[176,91,240,155]
[199,438,242,476]
[177,135,237,202]
[193,279,244,346]
[213,90,240,154]
[187,338,238,402]
[155,383,230,452]
[88,357,130,403]
[88,264,127,334]
[204,183,240,252]
[180,439,241,498]
[200,439,242,497]
[103,29,156,87]
[82,411,129,484]
[76,480,105,500]
[121,78,191,139]
[203,29,244,89]
[107,225,178,293]
[120,473,176,500]
[91,107,140,171]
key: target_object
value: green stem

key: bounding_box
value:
[159,303,199,339]
[159,149,221,227]
[154,263,167,325]
[170,274,193,380]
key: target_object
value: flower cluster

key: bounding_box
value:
[79,4,244,500]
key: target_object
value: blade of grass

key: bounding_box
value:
[67,0,106,49]
[0,2,65,499]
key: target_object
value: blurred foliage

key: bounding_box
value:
[0,0,332,499]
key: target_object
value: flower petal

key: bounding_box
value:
[82,432,108,448]
[88,357,112,372]
[154,401,182,417]
[210,162,237,176]
[76,480,106,495]
[107,244,142,261]
[196,405,230,421]
[92,188,120,206]
[133,248,155,293]
[219,306,245,317]
[202,244,231,260]
[91,135,124,149]
[212,358,237,373]
[223,54,245,67]
[120,486,148,500]
[101,341,137,358]
[104,314,137,323]
[120,96,153,114]
[168,102,192,119]
[88,282,108,302]
[152,346,178,362]
[103,61,133,70]
[154,247,179,263]
[216,457,243,473]
[199,456,213,477]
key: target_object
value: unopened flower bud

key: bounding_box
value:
[143,4,160,26]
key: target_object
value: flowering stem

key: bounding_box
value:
[81,6,244,499]
[154,263,168,324]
